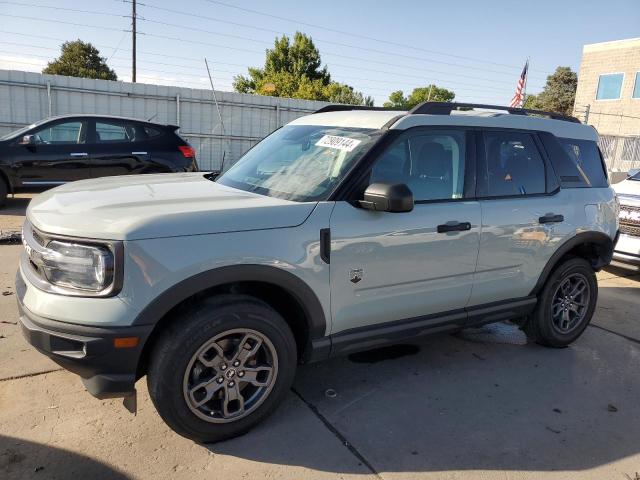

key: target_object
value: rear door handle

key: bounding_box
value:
[437,221,471,233]
[69,152,88,157]
[539,213,564,224]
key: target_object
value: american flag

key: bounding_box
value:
[509,60,529,108]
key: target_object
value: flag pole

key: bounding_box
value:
[522,57,529,107]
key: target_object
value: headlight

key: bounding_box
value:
[40,241,114,292]
[22,222,123,297]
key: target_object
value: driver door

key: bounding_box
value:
[13,119,91,186]
[329,128,481,335]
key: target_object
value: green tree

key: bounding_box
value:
[383,84,455,109]
[234,32,370,105]
[524,67,577,115]
[43,40,117,81]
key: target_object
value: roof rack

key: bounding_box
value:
[313,105,402,114]
[408,102,581,123]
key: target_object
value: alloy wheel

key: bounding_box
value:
[551,273,590,334]
[183,328,278,423]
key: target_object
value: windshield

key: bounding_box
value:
[216,125,381,201]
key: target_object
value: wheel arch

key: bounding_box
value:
[134,265,328,377]
[530,231,614,296]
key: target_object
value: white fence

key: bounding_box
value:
[0,70,328,170]
[599,135,640,174]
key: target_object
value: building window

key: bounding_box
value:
[596,73,624,100]
[633,72,640,99]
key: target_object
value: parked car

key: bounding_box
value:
[0,114,198,205]
[612,169,640,266]
[17,102,618,443]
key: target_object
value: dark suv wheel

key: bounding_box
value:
[0,178,7,207]
[525,257,598,347]
[147,295,297,443]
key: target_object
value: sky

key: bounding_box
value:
[0,0,638,106]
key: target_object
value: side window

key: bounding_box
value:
[369,130,466,202]
[32,121,85,145]
[480,131,546,197]
[558,138,608,188]
[143,126,162,138]
[95,121,137,143]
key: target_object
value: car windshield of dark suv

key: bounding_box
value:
[216,125,381,201]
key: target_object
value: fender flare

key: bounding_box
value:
[132,264,327,340]
[530,231,614,296]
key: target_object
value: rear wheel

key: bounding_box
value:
[147,295,297,443]
[525,257,597,347]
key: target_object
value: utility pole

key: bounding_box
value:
[132,0,137,82]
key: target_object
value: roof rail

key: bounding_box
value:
[313,105,404,114]
[408,102,582,123]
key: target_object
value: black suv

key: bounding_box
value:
[0,114,198,205]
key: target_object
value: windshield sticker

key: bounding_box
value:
[315,135,362,152]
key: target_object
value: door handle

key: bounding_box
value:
[437,221,472,233]
[539,213,564,224]
[69,152,88,157]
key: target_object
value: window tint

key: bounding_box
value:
[95,121,137,143]
[144,125,162,138]
[558,138,608,188]
[480,131,545,197]
[32,121,84,144]
[370,130,466,202]
[596,73,623,100]
[633,72,640,99]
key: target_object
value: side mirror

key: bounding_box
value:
[628,168,640,178]
[19,134,37,145]
[359,183,414,213]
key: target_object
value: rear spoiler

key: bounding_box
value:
[165,124,180,131]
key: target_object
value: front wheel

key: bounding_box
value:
[525,257,598,347]
[147,295,297,443]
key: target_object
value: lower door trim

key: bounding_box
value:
[307,296,537,361]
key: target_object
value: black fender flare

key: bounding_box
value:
[530,231,614,296]
[132,264,327,340]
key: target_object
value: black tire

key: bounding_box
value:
[525,257,598,347]
[0,179,7,207]
[147,294,297,443]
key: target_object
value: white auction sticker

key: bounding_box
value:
[315,135,362,152]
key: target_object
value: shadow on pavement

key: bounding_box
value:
[0,435,129,479]
[207,329,640,475]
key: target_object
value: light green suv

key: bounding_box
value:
[17,102,619,442]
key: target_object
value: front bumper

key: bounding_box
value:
[613,232,640,266]
[16,271,153,399]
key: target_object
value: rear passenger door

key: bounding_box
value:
[469,129,566,306]
[89,119,157,179]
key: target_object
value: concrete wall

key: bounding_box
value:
[573,38,640,136]
[0,69,329,170]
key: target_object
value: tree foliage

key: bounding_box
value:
[524,67,577,115]
[383,84,455,109]
[233,32,372,106]
[43,40,117,81]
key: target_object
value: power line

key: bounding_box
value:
[0,13,129,32]
[2,0,546,83]
[0,32,522,98]
[0,0,128,17]
[201,0,547,74]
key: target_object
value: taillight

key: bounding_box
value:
[178,145,196,158]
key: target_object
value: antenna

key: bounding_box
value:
[205,57,228,174]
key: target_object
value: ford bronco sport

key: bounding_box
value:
[17,102,619,443]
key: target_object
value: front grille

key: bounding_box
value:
[620,224,640,237]
[619,204,640,237]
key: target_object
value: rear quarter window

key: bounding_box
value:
[558,138,608,188]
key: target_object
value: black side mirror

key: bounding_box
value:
[359,183,414,213]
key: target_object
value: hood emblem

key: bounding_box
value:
[349,268,363,284]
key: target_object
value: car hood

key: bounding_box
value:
[27,173,318,240]
[613,179,640,204]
